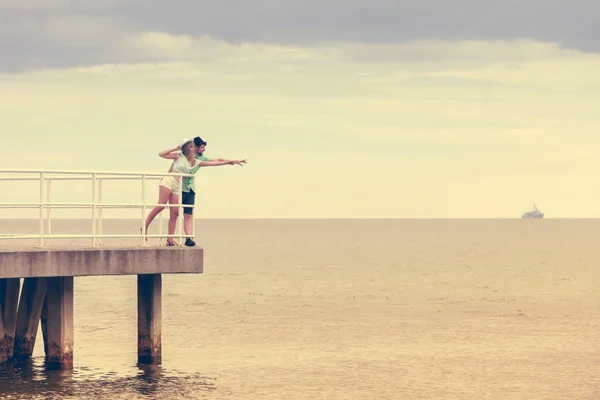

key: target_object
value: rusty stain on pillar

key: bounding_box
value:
[45,277,74,370]
[0,278,21,360]
[15,278,47,358]
[138,274,162,364]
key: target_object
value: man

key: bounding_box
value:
[168,136,246,246]
[180,136,207,247]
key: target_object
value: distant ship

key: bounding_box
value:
[522,204,544,219]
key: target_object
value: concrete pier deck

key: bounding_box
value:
[0,247,203,370]
[0,247,203,278]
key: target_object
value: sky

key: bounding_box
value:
[1,0,600,218]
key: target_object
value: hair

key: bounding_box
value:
[182,142,195,157]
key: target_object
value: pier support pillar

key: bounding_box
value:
[41,297,49,357]
[15,278,47,358]
[138,274,161,364]
[0,278,21,360]
[45,277,74,370]
[0,308,5,363]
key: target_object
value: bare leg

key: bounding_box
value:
[167,193,179,245]
[144,185,172,240]
[183,191,195,245]
[184,214,193,236]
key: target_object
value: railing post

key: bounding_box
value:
[141,175,146,246]
[91,173,97,247]
[39,172,45,248]
[97,179,103,246]
[46,179,52,239]
[159,208,164,241]
[177,174,183,244]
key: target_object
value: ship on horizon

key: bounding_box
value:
[522,203,544,219]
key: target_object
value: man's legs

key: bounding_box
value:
[183,214,194,246]
[182,190,196,246]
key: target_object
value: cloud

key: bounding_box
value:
[2,0,600,71]
[2,34,600,217]
[2,36,598,148]
[53,35,599,99]
[0,12,130,71]
[122,32,334,63]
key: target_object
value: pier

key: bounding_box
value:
[0,169,204,370]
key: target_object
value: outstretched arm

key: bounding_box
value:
[159,146,181,160]
[199,159,247,167]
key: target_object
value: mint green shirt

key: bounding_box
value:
[182,154,211,193]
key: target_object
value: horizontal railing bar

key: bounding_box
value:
[0,169,194,177]
[0,177,162,181]
[0,234,193,239]
[0,178,44,181]
[0,203,195,208]
[97,204,195,209]
[0,205,45,209]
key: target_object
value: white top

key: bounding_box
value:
[172,152,198,175]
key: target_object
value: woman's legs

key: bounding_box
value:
[144,185,172,240]
[167,193,180,245]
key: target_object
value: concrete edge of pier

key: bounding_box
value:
[0,247,203,278]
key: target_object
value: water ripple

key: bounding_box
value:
[0,357,216,400]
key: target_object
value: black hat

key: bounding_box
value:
[194,136,207,146]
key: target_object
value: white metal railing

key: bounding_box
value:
[0,169,197,247]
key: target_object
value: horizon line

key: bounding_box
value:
[1,217,597,220]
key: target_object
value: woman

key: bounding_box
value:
[145,138,246,246]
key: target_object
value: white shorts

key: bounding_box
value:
[159,176,181,194]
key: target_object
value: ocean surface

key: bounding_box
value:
[0,219,600,399]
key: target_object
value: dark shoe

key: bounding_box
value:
[185,238,196,247]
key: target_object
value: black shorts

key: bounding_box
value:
[182,190,195,215]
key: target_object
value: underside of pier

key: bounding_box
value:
[0,247,203,369]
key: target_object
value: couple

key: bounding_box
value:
[144,136,246,246]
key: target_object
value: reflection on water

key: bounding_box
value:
[0,357,216,399]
